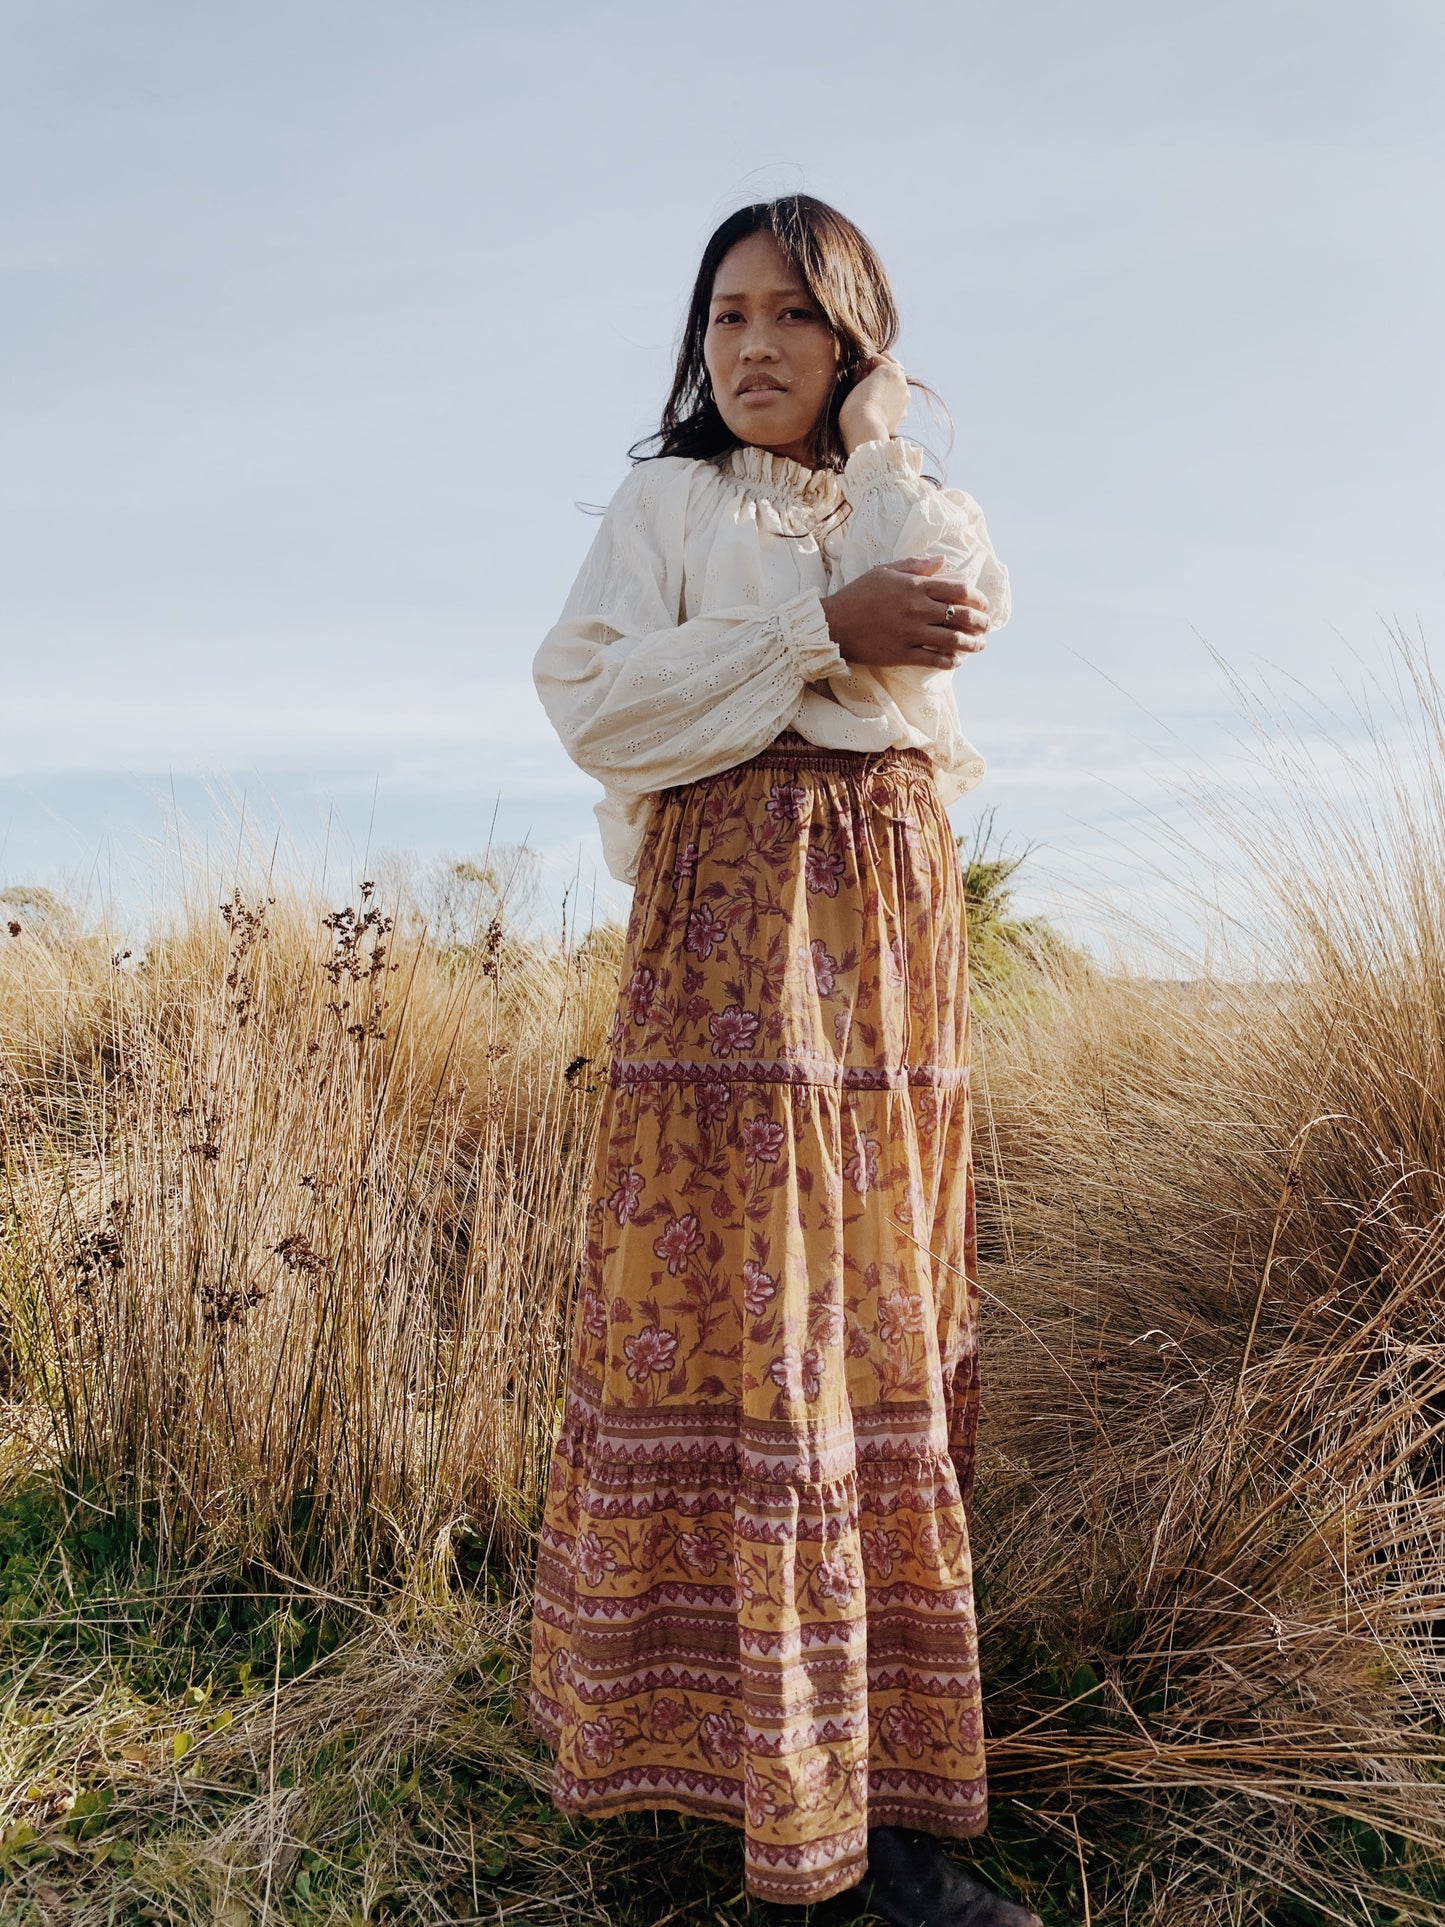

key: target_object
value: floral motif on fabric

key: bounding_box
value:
[530,731,984,1907]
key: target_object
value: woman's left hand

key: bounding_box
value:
[838,352,910,454]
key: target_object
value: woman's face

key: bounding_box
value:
[703,231,841,465]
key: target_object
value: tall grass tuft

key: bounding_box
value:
[1,853,612,1583]
[968,637,1445,1921]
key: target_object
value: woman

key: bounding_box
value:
[529,195,1040,1927]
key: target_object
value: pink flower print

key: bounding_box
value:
[610,1295,630,1326]
[883,1697,936,1760]
[676,1528,725,1576]
[843,1134,881,1197]
[685,903,729,961]
[624,964,655,1025]
[700,1707,744,1768]
[812,1301,845,1351]
[861,1526,902,1579]
[581,1291,608,1340]
[673,840,698,881]
[800,938,838,996]
[956,1703,983,1751]
[805,843,845,896]
[877,1288,926,1346]
[744,1758,783,1821]
[708,1003,760,1057]
[606,1167,645,1226]
[769,1346,799,1398]
[885,933,906,986]
[576,1716,620,1766]
[765,781,808,822]
[649,1696,689,1736]
[918,1519,942,1561]
[813,1554,855,1607]
[684,994,711,1022]
[742,1258,778,1315]
[741,1114,785,1166]
[769,1342,823,1402]
[652,1212,703,1276]
[573,1531,618,1587]
[695,1080,732,1126]
[623,1322,679,1381]
[799,1753,837,1804]
[832,1004,851,1048]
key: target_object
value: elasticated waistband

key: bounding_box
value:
[698,727,936,781]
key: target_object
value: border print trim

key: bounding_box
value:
[609,1055,970,1092]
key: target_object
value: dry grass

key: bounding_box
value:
[1,856,613,1583]
[2,646,1445,1922]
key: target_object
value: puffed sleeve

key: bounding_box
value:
[838,437,1011,629]
[532,458,849,796]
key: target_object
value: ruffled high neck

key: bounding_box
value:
[723,443,845,512]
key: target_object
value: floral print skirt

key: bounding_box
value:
[529,727,985,1906]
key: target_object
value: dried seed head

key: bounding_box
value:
[274,1233,324,1278]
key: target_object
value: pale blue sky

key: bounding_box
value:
[2,0,1442,940]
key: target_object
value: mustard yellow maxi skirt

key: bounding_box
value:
[530,727,986,1905]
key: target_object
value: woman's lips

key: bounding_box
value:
[738,385,785,401]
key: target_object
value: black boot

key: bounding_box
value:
[858,1826,1044,1927]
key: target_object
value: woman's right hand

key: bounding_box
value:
[819,555,990,670]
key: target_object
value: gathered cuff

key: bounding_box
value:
[781,589,849,680]
[842,436,926,505]
[929,725,988,806]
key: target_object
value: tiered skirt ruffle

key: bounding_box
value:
[530,729,985,1905]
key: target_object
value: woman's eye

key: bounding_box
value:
[713,311,742,325]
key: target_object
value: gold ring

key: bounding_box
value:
[944,604,957,625]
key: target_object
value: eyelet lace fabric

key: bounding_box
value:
[533,438,1010,884]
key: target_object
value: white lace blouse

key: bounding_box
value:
[532,435,1011,884]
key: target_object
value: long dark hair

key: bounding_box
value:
[630,195,942,476]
